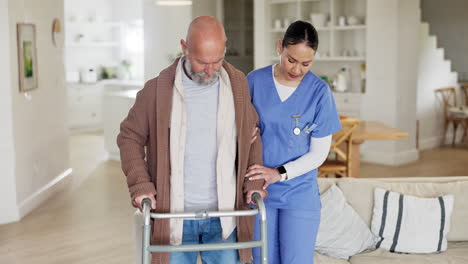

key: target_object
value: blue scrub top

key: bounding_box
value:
[247,65,341,210]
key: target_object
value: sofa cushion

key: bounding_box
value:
[349,242,468,264]
[316,185,377,259]
[333,177,468,241]
[314,252,350,264]
[371,188,454,253]
[318,178,339,193]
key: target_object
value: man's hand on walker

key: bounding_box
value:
[246,189,267,205]
[133,194,156,211]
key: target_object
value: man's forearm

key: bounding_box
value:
[117,87,156,201]
[244,126,265,193]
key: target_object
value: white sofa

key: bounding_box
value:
[314,176,468,264]
[134,176,468,264]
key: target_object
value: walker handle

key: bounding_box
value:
[251,192,263,204]
[141,198,152,210]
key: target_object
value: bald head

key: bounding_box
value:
[180,16,227,85]
[186,16,227,45]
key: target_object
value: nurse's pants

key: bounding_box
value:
[252,204,320,264]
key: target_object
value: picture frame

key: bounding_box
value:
[17,23,38,92]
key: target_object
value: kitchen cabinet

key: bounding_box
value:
[333,92,361,118]
[67,80,143,131]
[102,90,138,160]
[67,83,105,130]
[102,80,143,92]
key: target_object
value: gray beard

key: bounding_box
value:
[184,58,220,86]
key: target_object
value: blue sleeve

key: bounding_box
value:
[311,86,342,138]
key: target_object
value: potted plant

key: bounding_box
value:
[120,59,132,80]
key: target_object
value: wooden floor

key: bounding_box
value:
[361,145,468,178]
[0,132,467,264]
[0,133,136,264]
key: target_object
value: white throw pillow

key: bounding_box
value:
[316,184,378,259]
[371,188,454,254]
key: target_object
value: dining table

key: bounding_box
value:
[333,119,409,177]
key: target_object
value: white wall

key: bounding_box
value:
[421,0,468,80]
[361,0,420,165]
[143,0,191,79]
[417,23,459,149]
[0,0,19,224]
[1,0,71,224]
[112,0,143,22]
[394,0,420,159]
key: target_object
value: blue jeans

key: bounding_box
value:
[170,217,242,264]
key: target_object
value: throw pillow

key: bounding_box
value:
[371,188,454,253]
[316,184,377,259]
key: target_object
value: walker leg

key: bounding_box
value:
[142,223,151,264]
[254,193,268,264]
[142,200,152,264]
[260,218,267,263]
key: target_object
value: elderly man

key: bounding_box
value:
[117,16,265,264]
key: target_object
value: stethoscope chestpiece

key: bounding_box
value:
[292,115,301,135]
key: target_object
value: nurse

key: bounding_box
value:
[246,21,341,264]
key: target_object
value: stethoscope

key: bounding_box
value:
[292,115,316,136]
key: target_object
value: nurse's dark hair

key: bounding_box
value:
[282,20,319,51]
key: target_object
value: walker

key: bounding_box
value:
[140,192,268,264]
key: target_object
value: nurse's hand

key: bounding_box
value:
[250,127,259,144]
[246,164,281,190]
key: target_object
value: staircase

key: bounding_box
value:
[417,22,460,149]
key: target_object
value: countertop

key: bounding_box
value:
[104,89,138,99]
[67,79,144,87]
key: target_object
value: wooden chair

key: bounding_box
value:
[461,84,468,142]
[461,84,468,107]
[434,87,468,146]
[319,119,360,178]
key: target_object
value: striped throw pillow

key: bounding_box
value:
[371,188,454,253]
[316,184,377,259]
